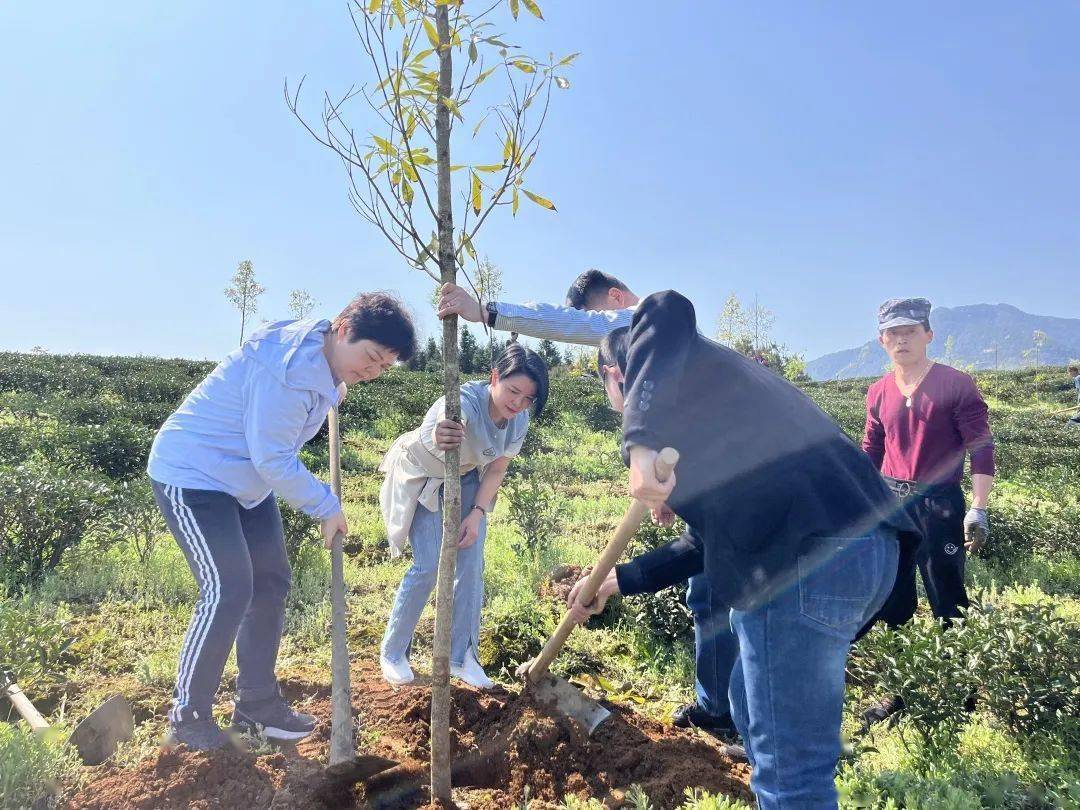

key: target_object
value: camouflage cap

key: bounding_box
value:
[878,297,931,331]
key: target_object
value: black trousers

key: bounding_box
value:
[873,483,969,627]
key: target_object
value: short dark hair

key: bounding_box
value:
[1070,365,1079,376]
[565,269,630,311]
[596,326,630,381]
[332,292,417,362]
[494,342,550,417]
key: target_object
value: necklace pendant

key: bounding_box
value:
[905,396,913,408]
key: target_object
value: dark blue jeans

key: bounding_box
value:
[685,573,739,717]
[729,528,898,809]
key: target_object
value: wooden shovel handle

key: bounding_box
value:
[3,680,50,733]
[327,406,354,767]
[527,447,679,682]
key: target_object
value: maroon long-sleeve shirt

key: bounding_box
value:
[862,363,995,485]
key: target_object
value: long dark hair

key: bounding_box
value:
[494,343,549,416]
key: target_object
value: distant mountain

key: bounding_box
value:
[806,304,1080,381]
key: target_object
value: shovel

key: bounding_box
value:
[517,447,679,734]
[323,406,398,784]
[2,671,134,765]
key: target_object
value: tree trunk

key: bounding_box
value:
[429,5,460,803]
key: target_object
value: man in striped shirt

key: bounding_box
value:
[438,271,741,740]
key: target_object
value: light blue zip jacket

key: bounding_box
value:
[148,319,342,519]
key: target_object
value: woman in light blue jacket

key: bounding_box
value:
[147,292,415,750]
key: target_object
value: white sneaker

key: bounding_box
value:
[450,655,495,689]
[381,654,415,686]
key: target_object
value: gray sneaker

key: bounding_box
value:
[166,717,230,751]
[231,697,317,741]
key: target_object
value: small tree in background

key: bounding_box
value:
[475,257,504,366]
[224,260,265,346]
[537,338,562,368]
[287,288,319,320]
[459,326,480,373]
[715,292,749,348]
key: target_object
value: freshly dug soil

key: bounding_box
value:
[66,665,750,809]
[541,564,584,605]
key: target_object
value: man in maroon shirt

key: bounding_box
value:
[859,297,994,727]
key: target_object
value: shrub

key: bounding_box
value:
[0,599,73,689]
[504,459,564,585]
[478,594,556,678]
[93,479,164,564]
[849,618,978,763]
[0,463,113,594]
[280,500,321,570]
[624,516,694,644]
[0,723,81,809]
[963,601,1080,739]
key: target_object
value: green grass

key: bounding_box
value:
[2,360,1078,807]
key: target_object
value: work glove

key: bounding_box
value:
[963,507,989,553]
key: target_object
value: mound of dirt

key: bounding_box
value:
[67,665,750,809]
[540,564,584,605]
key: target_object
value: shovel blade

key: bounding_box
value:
[70,694,134,765]
[531,674,610,735]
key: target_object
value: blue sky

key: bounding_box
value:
[1,2,1077,361]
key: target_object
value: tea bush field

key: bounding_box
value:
[1,351,1078,808]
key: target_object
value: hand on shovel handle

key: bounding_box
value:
[520,448,679,682]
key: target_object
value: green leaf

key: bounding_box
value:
[473,164,504,172]
[522,0,543,19]
[475,66,498,86]
[523,189,556,211]
[557,52,580,66]
[401,178,414,206]
[423,17,440,48]
[449,164,467,171]
[471,171,482,214]
[509,0,519,19]
[461,232,477,260]
[373,135,396,154]
[367,0,383,13]
[468,41,478,63]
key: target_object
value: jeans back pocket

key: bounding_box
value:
[797,536,880,638]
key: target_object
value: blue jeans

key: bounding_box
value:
[728,528,898,809]
[382,471,486,667]
[686,573,739,717]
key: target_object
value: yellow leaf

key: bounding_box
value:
[462,232,477,260]
[557,52,580,67]
[391,0,406,27]
[409,152,435,166]
[511,60,535,74]
[423,17,440,48]
[509,0,519,19]
[402,161,418,181]
[471,172,482,215]
[512,187,519,216]
[441,96,464,121]
[373,135,396,154]
[401,179,414,206]
[410,48,434,65]
[522,0,543,19]
[523,189,556,211]
[502,133,515,162]
[473,164,504,172]
[367,0,383,12]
